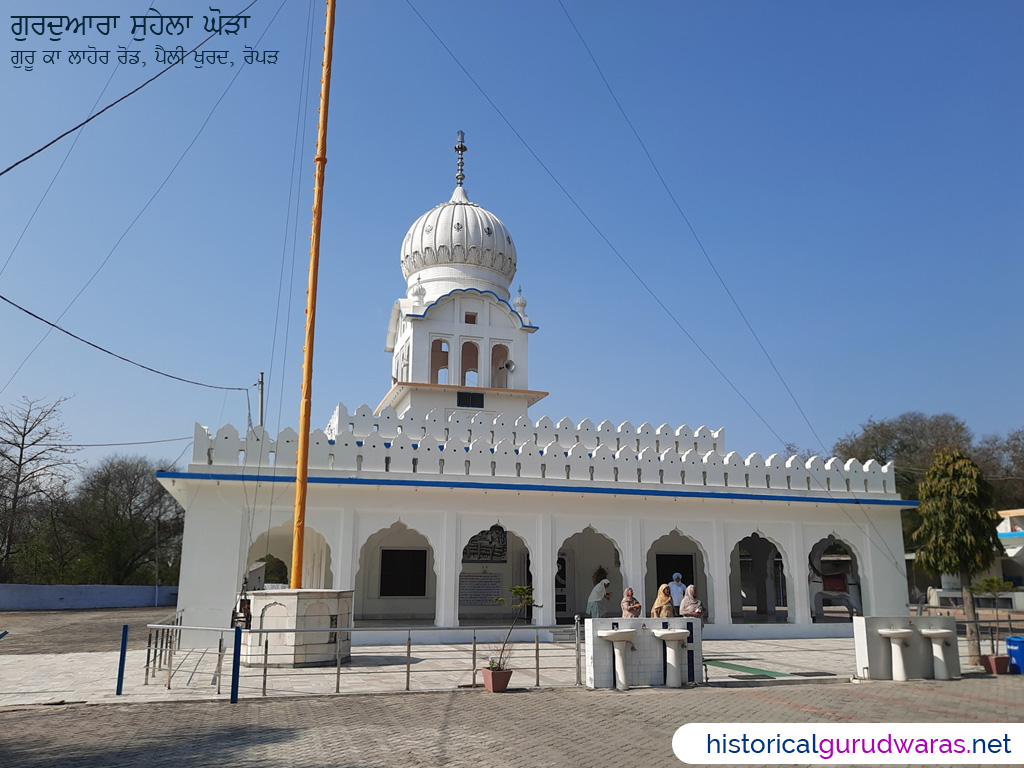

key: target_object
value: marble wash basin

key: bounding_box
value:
[597,629,638,642]
[651,628,690,642]
[877,627,914,639]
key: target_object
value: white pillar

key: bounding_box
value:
[790,524,812,625]
[435,510,459,627]
[532,513,555,626]
[626,515,644,612]
[711,521,731,626]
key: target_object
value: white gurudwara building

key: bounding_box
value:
[158,139,909,642]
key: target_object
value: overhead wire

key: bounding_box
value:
[0,293,248,391]
[0,0,284,412]
[0,0,150,281]
[160,439,195,472]
[407,1,908,574]
[39,437,192,448]
[0,0,263,179]
[404,0,781,447]
[241,0,319,557]
[554,2,907,575]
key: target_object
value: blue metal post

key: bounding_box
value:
[116,624,129,695]
[230,625,242,703]
[0,630,8,641]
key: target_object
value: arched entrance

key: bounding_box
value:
[247,524,333,589]
[557,526,622,624]
[354,521,436,624]
[729,533,788,623]
[645,530,711,622]
[458,524,532,624]
[808,535,862,622]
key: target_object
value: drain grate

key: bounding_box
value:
[729,674,775,680]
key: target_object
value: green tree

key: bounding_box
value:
[914,449,1002,663]
[7,485,79,584]
[68,455,182,585]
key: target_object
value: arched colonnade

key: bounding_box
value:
[247,520,867,628]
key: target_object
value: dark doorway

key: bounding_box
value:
[656,554,694,587]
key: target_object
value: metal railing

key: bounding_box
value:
[143,610,183,687]
[144,618,585,701]
[953,618,1020,659]
[907,604,1022,662]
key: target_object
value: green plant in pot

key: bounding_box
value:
[969,577,1016,674]
[483,585,538,692]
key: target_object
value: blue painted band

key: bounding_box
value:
[156,470,916,507]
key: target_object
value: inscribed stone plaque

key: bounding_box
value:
[459,573,502,605]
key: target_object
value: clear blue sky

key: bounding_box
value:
[2,1,1021,473]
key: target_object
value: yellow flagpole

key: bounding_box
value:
[291,0,337,589]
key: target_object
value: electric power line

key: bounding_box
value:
[0,292,248,391]
[0,0,262,179]
[553,2,912,573]
[38,437,192,448]
[0,0,290,400]
[407,1,910,574]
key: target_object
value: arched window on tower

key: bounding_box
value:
[461,341,479,387]
[430,339,449,384]
[491,344,510,388]
[399,343,410,383]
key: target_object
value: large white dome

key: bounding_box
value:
[400,186,517,301]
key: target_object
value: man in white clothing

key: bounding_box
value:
[668,573,686,616]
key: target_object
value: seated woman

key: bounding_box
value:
[679,584,705,619]
[650,583,674,618]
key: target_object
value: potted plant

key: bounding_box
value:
[483,585,537,692]
[969,577,1015,674]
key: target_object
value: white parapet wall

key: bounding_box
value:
[188,404,896,497]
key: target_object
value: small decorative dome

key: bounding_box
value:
[513,287,527,313]
[410,276,426,304]
[513,287,530,324]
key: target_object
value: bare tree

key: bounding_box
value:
[833,412,974,546]
[0,397,77,582]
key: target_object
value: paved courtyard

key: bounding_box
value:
[3,679,1024,768]
[2,608,1022,767]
